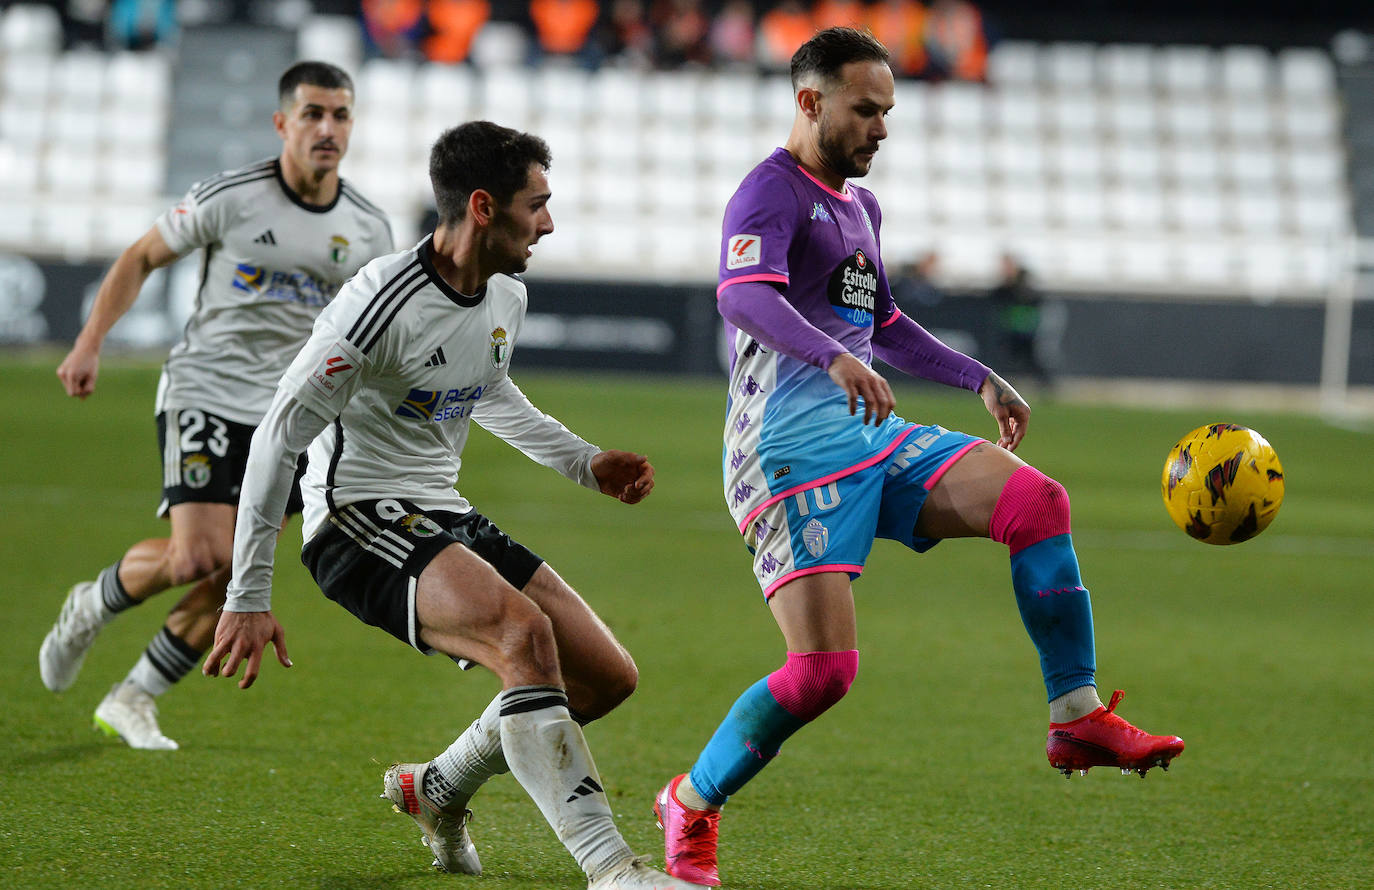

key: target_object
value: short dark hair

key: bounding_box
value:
[278,61,354,108]
[790,27,891,90]
[429,121,553,226]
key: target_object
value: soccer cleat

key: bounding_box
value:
[39,581,105,692]
[653,774,721,887]
[381,762,481,874]
[1046,689,1184,778]
[93,682,178,750]
[588,855,708,890]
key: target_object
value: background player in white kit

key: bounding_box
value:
[40,61,393,749]
[202,121,700,890]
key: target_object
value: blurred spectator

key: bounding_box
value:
[988,252,1050,386]
[811,0,865,30]
[62,0,108,50]
[528,0,602,66]
[922,0,987,81]
[423,0,490,63]
[756,0,813,72]
[108,0,175,50]
[708,0,755,69]
[891,250,946,310]
[651,0,710,68]
[867,0,928,77]
[598,0,654,68]
[361,0,425,57]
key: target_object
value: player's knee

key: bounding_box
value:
[165,544,228,587]
[767,650,859,722]
[989,465,1072,554]
[494,603,560,681]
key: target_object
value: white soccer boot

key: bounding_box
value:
[381,762,481,874]
[93,682,178,750]
[589,856,709,890]
[39,581,105,692]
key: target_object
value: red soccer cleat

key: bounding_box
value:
[654,774,721,887]
[1046,689,1185,778]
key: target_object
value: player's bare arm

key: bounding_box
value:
[591,450,655,504]
[56,226,181,399]
[202,609,291,690]
[978,371,1030,452]
[827,353,896,425]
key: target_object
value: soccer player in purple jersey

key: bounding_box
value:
[654,28,1185,886]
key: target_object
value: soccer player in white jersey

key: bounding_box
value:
[202,121,699,890]
[40,61,393,749]
[652,29,1184,886]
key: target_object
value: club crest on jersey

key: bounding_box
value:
[182,454,211,489]
[400,513,443,538]
[802,519,829,557]
[726,234,761,269]
[826,249,877,327]
[490,327,509,368]
[329,235,350,266]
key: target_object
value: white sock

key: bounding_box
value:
[126,655,172,697]
[429,694,509,809]
[498,686,632,881]
[1050,684,1104,723]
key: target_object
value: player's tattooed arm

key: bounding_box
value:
[978,372,1030,452]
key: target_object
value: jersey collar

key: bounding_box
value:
[274,159,342,213]
[419,236,487,307]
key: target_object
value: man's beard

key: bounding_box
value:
[817,123,868,180]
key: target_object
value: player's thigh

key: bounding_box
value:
[414,541,554,671]
[914,442,1025,540]
[519,563,636,700]
[767,571,858,652]
[166,501,237,563]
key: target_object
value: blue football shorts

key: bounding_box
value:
[742,424,984,598]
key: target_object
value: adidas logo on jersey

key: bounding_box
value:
[253,229,277,245]
[423,347,447,368]
[565,775,604,803]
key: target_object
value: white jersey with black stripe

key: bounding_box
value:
[153,157,393,426]
[274,237,601,544]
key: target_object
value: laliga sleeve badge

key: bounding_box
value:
[490,327,509,369]
[726,234,761,269]
[308,340,362,399]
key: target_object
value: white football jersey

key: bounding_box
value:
[153,157,393,425]
[277,238,601,542]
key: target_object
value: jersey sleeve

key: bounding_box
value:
[276,278,378,420]
[153,179,234,256]
[472,375,601,490]
[717,170,802,296]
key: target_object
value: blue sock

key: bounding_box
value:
[1009,534,1097,701]
[687,677,805,807]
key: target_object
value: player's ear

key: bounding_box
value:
[797,86,822,122]
[272,109,287,139]
[468,189,495,226]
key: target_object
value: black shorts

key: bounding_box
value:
[156,408,306,517]
[300,498,544,654]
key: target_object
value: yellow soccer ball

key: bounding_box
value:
[1161,423,1285,545]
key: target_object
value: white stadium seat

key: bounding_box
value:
[1097,44,1155,93]
[1277,48,1336,96]
[1044,43,1097,89]
[987,87,1042,134]
[1219,45,1272,96]
[987,41,1040,87]
[1159,45,1216,93]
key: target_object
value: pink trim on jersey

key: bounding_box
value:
[922,440,984,492]
[738,425,921,532]
[796,165,852,201]
[718,273,790,297]
[880,306,903,328]
[763,564,865,600]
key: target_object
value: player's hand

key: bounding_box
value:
[979,372,1030,452]
[56,344,100,399]
[827,353,895,425]
[203,610,291,690]
[591,450,655,504]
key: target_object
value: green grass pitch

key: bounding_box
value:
[1,354,1370,889]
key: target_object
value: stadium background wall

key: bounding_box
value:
[3,253,1369,386]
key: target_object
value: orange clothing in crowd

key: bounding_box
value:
[926,0,987,81]
[758,0,815,69]
[866,0,927,76]
[811,0,866,29]
[530,0,600,54]
[362,0,424,50]
[424,0,490,63]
